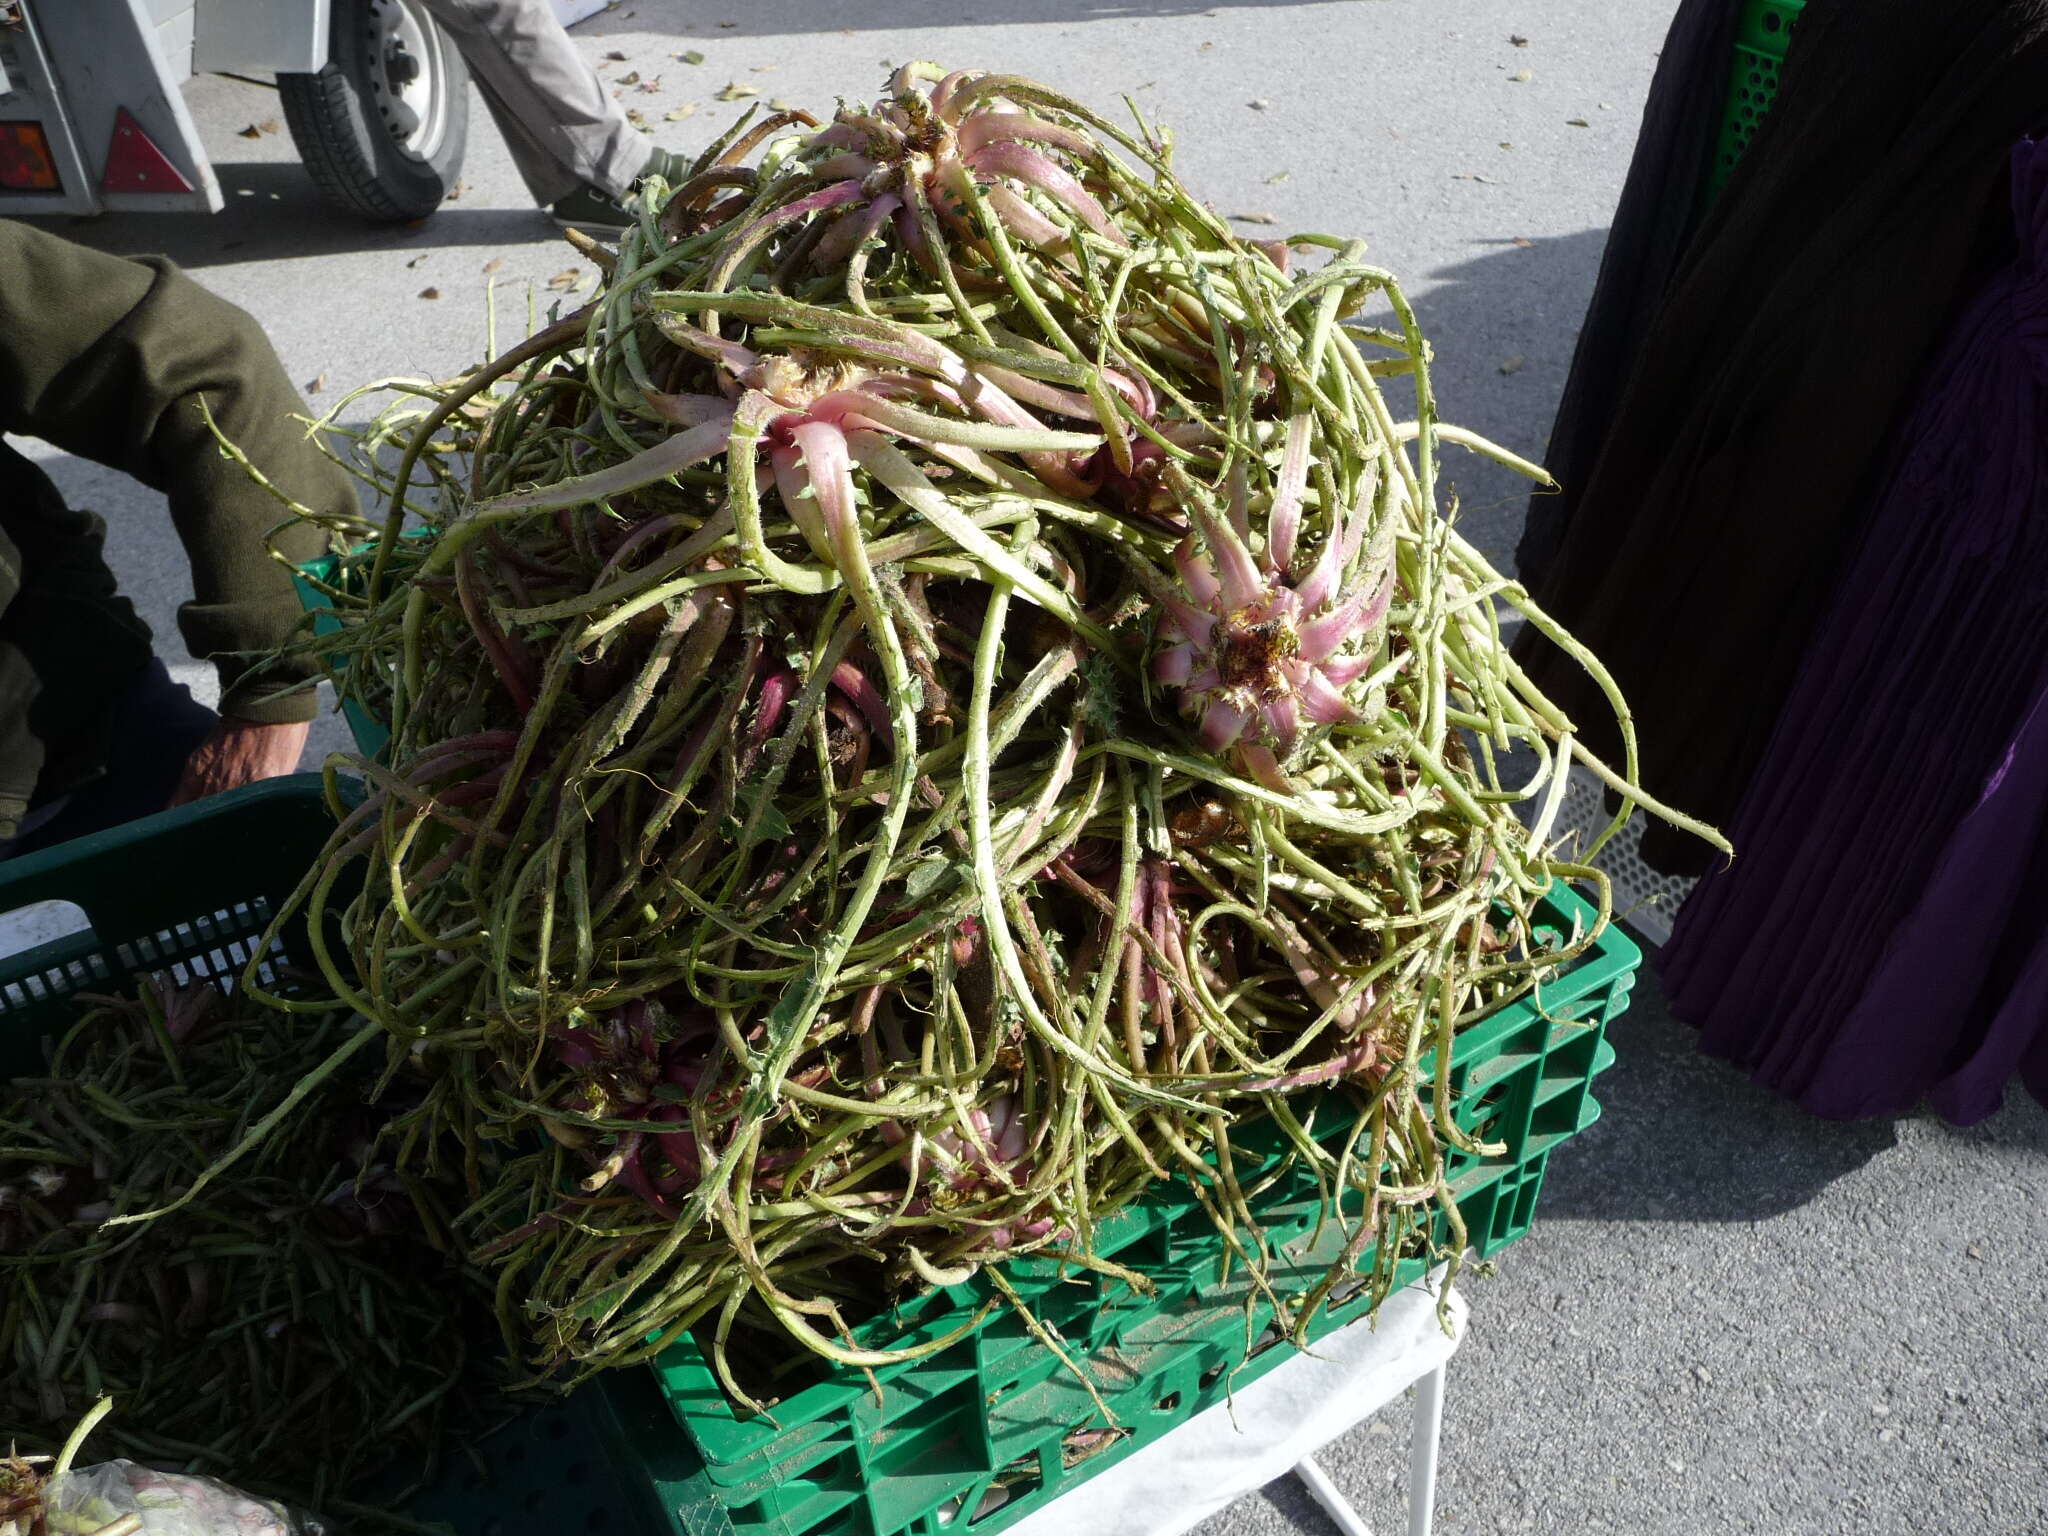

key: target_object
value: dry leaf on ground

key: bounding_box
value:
[716,82,758,101]
[1498,354,1526,375]
[418,287,441,300]
[1229,211,1277,225]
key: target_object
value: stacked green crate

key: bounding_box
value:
[1706,0,1807,200]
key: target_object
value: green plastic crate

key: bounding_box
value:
[0,779,658,1534]
[645,883,1639,1536]
[293,550,398,761]
[0,778,1640,1536]
[1706,0,1806,200]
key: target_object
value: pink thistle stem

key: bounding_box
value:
[1267,413,1314,573]
[964,141,1128,247]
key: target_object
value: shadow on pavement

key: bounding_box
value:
[1386,227,1612,576]
[1539,951,1901,1224]
[18,163,559,268]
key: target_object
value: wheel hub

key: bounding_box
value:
[364,0,450,163]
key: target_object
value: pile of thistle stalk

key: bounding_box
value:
[0,980,487,1516]
[274,64,1721,1398]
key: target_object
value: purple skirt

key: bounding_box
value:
[1660,137,2048,1124]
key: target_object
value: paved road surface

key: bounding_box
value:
[10,2,2046,1531]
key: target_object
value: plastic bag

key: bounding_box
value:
[39,1460,323,1536]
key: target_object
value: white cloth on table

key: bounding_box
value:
[1004,1274,1466,1536]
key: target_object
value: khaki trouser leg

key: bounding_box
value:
[415,0,650,205]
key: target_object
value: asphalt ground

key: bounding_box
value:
[10,2,2047,1531]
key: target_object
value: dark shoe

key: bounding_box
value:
[547,149,696,235]
[548,182,632,236]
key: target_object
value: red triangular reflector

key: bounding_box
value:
[102,107,194,194]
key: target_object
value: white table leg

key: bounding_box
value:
[1406,1363,1447,1536]
[1293,1456,1374,1536]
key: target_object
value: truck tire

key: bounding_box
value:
[279,0,469,223]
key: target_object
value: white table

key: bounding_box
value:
[1004,1272,1466,1536]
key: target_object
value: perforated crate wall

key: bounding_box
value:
[1706,0,1806,200]
[1548,764,1696,947]
[0,778,354,1072]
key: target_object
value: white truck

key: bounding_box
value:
[0,0,602,220]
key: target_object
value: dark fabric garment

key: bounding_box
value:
[0,220,343,836]
[1509,0,2048,876]
[1660,137,2048,1124]
[2,660,218,861]
[1515,0,1745,586]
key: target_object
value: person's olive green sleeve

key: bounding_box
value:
[0,220,354,723]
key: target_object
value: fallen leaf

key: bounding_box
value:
[305,372,327,395]
[1512,236,1535,247]
[482,257,506,274]
[1452,172,1499,184]
[676,48,705,64]
[665,104,699,121]
[1134,80,1157,91]
[418,287,441,300]
[1264,170,1291,185]
[405,253,429,267]
[751,63,777,72]
[1500,141,1515,149]
[258,118,280,135]
[445,178,468,200]
[626,107,651,129]
[604,49,627,60]
[1229,211,1277,225]
[237,123,262,139]
[1199,40,1214,51]
[547,268,582,290]
[1510,33,1529,45]
[1598,102,1612,110]
[716,82,758,101]
[616,69,640,84]
[1565,117,1590,127]
[769,98,800,111]
[1247,98,1270,111]
[1508,69,1532,83]
[1498,354,1525,375]
[637,78,662,92]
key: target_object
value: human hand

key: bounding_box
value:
[170,718,311,807]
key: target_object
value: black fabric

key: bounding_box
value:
[1516,0,1746,586]
[1510,0,2048,875]
[4,660,217,860]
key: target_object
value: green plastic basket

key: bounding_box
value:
[0,778,1640,1536]
[1706,0,1807,200]
[293,550,400,761]
[645,882,1639,1536]
[0,779,660,1532]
